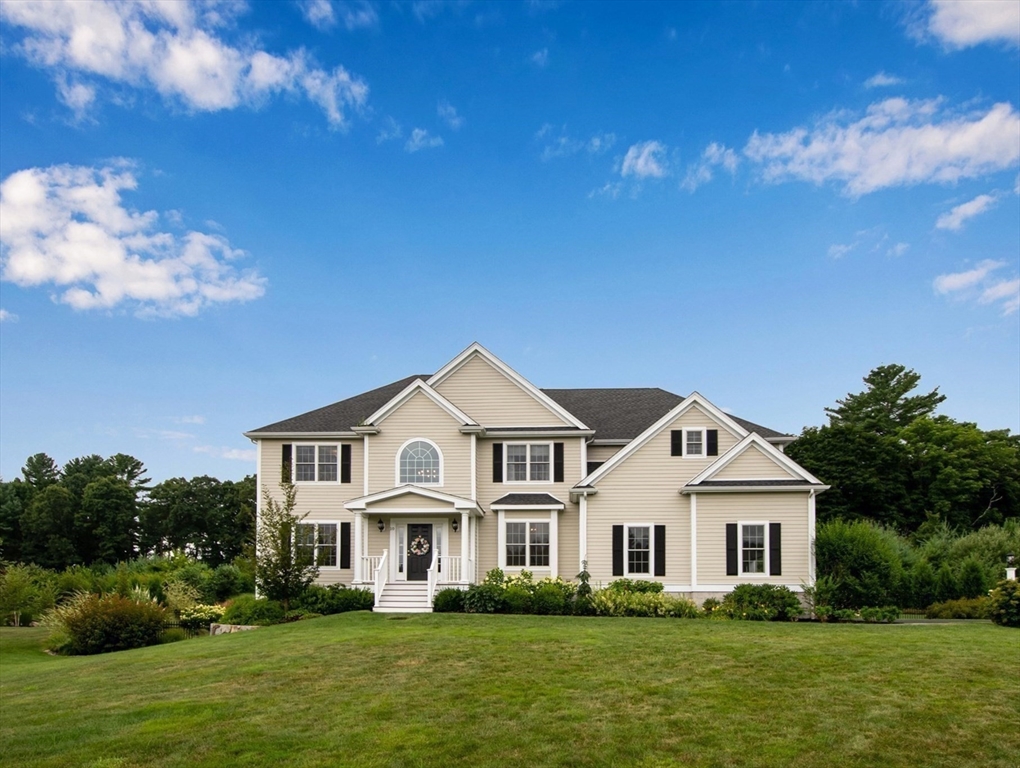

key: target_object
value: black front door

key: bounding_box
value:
[406,524,433,581]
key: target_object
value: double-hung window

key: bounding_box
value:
[741,523,766,574]
[627,525,651,574]
[295,523,338,567]
[685,430,703,457]
[294,445,338,482]
[505,521,550,567]
[505,443,551,482]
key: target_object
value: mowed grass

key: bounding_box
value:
[1,614,1018,768]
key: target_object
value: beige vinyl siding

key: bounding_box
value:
[587,445,623,462]
[475,436,582,579]
[695,493,810,585]
[714,445,798,480]
[583,405,743,585]
[433,353,568,426]
[368,390,472,498]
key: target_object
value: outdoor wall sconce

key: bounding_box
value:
[377,518,385,532]
[451,518,459,532]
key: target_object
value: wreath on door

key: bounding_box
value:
[408,535,430,557]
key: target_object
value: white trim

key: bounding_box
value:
[663,584,805,593]
[290,442,342,484]
[580,439,587,483]
[680,485,826,494]
[687,432,825,486]
[497,510,506,569]
[624,523,655,577]
[502,514,555,572]
[579,392,748,487]
[470,433,477,502]
[353,511,363,583]
[502,441,554,484]
[364,378,478,427]
[426,343,589,429]
[295,520,343,570]
[254,440,262,597]
[578,494,587,572]
[345,484,480,512]
[363,436,369,497]
[808,489,816,586]
[243,431,358,439]
[549,510,558,578]
[738,520,769,577]
[682,428,707,458]
[690,493,697,590]
[395,437,445,488]
[460,512,469,583]
[491,503,564,511]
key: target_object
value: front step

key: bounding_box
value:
[374,581,432,613]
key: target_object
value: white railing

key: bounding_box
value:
[363,555,382,578]
[427,556,439,606]
[440,555,462,583]
[373,549,388,608]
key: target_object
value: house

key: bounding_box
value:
[244,343,827,612]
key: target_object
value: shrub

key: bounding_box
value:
[988,579,1020,628]
[464,582,506,613]
[160,628,189,644]
[168,561,215,603]
[908,559,937,609]
[163,579,201,615]
[432,588,465,613]
[178,603,223,631]
[605,578,664,594]
[503,585,533,614]
[958,558,988,599]
[295,584,374,615]
[718,584,803,621]
[816,605,899,623]
[814,519,904,609]
[44,592,167,655]
[573,561,595,615]
[925,597,990,619]
[591,590,699,618]
[700,597,722,615]
[532,583,567,615]
[0,563,55,626]
[934,564,960,603]
[858,606,900,623]
[209,564,251,602]
[220,594,285,625]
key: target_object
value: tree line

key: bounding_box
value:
[0,453,254,570]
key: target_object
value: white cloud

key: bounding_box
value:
[0,162,266,317]
[888,242,910,257]
[300,0,336,30]
[531,48,549,67]
[588,182,621,199]
[56,76,96,120]
[621,141,669,179]
[0,309,18,323]
[194,445,257,461]
[177,415,206,425]
[864,72,904,88]
[376,116,402,144]
[405,128,443,152]
[537,126,616,161]
[933,259,1019,314]
[935,193,999,231]
[828,242,856,259]
[0,0,368,128]
[681,142,740,192]
[587,133,616,154]
[437,100,463,130]
[923,0,1020,48]
[744,98,1020,196]
[338,1,379,30]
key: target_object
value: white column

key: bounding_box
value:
[549,510,559,579]
[471,514,478,582]
[363,437,370,496]
[497,510,506,570]
[807,490,816,585]
[578,495,587,573]
[690,493,698,590]
[460,512,469,582]
[470,434,477,501]
[353,511,363,583]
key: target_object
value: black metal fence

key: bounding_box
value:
[160,620,204,639]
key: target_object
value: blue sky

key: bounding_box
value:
[1,0,1018,483]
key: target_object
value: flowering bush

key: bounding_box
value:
[178,604,224,631]
[604,578,664,595]
[718,584,803,621]
[988,579,1020,628]
[591,590,699,618]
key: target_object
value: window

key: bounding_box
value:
[505,521,550,568]
[294,445,338,482]
[627,525,651,574]
[741,523,766,574]
[505,443,551,482]
[685,430,703,456]
[295,523,338,567]
[399,439,441,485]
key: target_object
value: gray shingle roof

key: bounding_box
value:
[248,377,789,440]
[248,375,427,433]
[541,388,788,440]
[491,493,565,506]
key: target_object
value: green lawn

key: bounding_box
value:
[1,614,1017,768]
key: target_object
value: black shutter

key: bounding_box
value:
[707,430,719,456]
[769,523,782,575]
[282,444,292,482]
[654,525,666,577]
[612,525,624,576]
[670,430,683,456]
[340,444,352,484]
[726,523,738,576]
[586,461,604,475]
[554,442,564,482]
[340,522,351,569]
[492,443,503,483]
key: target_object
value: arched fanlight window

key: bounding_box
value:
[399,439,441,484]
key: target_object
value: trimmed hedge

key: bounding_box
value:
[718,584,803,621]
[221,595,285,625]
[295,584,374,615]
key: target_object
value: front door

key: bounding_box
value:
[406,524,433,581]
